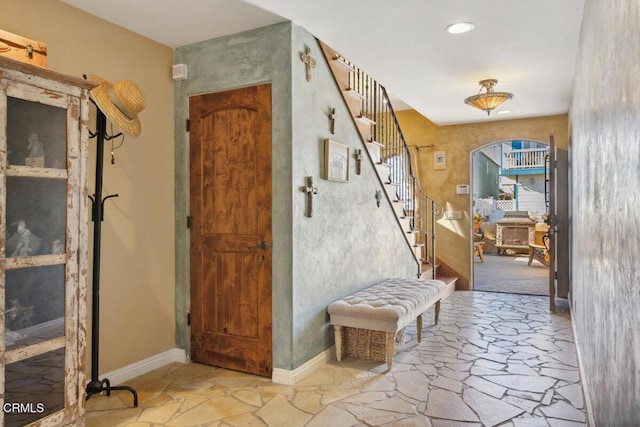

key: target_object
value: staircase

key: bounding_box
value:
[319,41,443,280]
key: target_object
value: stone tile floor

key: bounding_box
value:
[86,291,587,426]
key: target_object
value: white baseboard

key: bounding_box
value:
[100,348,187,386]
[571,317,595,426]
[101,346,333,387]
[272,346,335,385]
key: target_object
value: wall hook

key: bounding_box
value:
[301,176,318,217]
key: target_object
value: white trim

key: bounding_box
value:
[99,348,187,386]
[571,316,595,426]
[272,346,335,385]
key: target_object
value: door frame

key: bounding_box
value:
[187,84,273,375]
[469,138,553,293]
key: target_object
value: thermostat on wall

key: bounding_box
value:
[172,63,189,80]
[456,184,469,195]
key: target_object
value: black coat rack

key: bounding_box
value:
[84,101,138,407]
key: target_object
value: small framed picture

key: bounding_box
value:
[324,139,350,182]
[434,151,446,170]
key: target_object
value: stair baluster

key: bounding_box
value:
[322,45,443,278]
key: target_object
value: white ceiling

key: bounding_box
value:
[60,0,585,125]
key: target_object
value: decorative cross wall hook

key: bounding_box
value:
[300,47,316,82]
[301,176,318,217]
[329,108,336,134]
[355,149,362,175]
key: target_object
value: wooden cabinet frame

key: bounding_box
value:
[0,57,93,426]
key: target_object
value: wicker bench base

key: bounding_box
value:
[334,316,423,369]
[343,326,405,362]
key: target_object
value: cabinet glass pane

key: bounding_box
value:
[4,348,65,426]
[6,97,67,169]
[6,177,66,257]
[5,265,65,351]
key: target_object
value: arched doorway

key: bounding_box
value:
[470,139,550,295]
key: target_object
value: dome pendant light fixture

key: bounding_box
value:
[464,79,513,115]
[445,22,475,34]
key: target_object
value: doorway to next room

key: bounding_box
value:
[471,140,550,296]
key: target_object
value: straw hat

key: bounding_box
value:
[88,75,146,137]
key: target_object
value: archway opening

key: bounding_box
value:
[471,139,550,295]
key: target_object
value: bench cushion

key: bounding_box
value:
[328,278,446,333]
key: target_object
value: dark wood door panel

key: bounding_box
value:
[189,84,272,376]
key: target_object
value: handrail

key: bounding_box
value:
[340,54,443,278]
[502,147,548,170]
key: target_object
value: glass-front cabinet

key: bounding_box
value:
[0,57,92,426]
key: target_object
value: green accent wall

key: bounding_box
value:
[174,23,417,371]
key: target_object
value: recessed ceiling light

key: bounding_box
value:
[445,22,475,34]
[496,110,511,115]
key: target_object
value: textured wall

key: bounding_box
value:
[290,26,417,367]
[174,23,294,368]
[0,0,176,374]
[175,23,417,371]
[570,0,640,424]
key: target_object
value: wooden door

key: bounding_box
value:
[189,84,272,377]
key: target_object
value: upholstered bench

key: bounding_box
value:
[328,278,447,370]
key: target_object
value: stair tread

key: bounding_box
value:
[355,115,376,125]
[332,56,354,72]
[437,276,458,284]
[344,88,365,100]
[420,262,440,268]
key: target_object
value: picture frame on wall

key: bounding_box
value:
[434,150,446,170]
[324,139,349,182]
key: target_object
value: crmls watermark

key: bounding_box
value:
[3,402,45,414]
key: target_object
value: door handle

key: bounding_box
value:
[249,241,269,250]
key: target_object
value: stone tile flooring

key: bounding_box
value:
[86,291,587,426]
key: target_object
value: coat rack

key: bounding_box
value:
[84,101,138,407]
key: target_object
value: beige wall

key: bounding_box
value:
[0,1,176,373]
[396,111,568,288]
